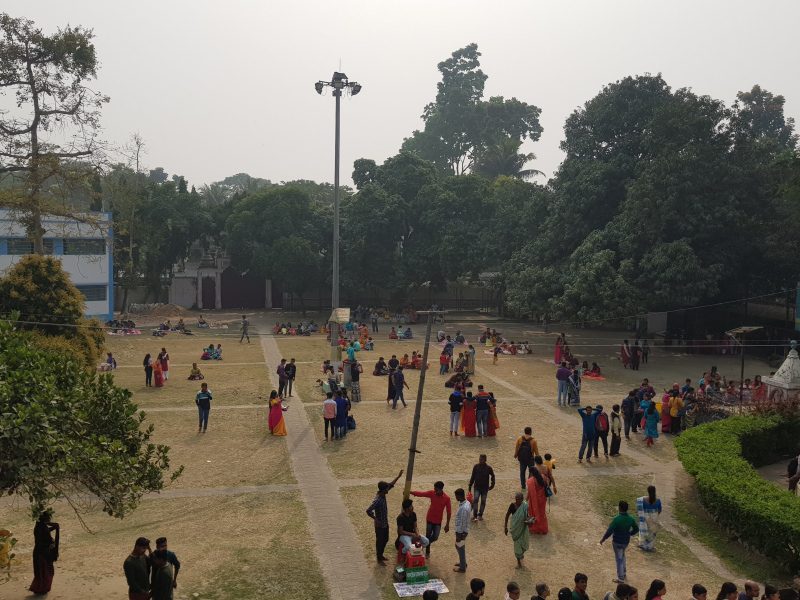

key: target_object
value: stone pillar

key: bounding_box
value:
[197,272,204,309]
[265,279,272,309]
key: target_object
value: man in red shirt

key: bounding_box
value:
[410,481,452,558]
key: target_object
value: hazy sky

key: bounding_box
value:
[5,1,800,187]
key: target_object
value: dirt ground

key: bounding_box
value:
[0,327,317,599]
[278,317,769,599]
[0,312,773,599]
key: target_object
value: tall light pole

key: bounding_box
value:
[315,72,361,313]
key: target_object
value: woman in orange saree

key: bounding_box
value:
[525,457,549,534]
[268,390,287,436]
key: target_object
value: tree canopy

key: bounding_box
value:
[0,319,181,520]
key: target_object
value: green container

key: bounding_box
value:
[405,566,429,584]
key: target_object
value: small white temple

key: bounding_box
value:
[764,340,800,403]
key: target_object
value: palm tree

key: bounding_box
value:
[473,137,543,180]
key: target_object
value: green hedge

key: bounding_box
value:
[675,415,800,570]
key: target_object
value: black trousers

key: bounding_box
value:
[375,525,389,559]
[593,431,609,456]
[610,432,621,455]
[278,380,287,396]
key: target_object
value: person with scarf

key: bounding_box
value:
[504,492,533,567]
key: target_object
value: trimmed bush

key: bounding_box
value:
[676,415,800,570]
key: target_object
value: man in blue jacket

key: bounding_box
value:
[577,405,601,463]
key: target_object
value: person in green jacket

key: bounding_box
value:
[599,501,639,583]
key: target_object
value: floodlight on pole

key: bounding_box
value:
[316,71,362,363]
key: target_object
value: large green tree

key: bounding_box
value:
[0,319,181,519]
[0,13,108,253]
[401,44,543,177]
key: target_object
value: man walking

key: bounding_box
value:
[277,358,289,398]
[240,314,250,343]
[577,405,600,463]
[599,500,639,583]
[392,366,409,409]
[123,537,151,600]
[195,383,212,433]
[514,427,540,489]
[285,358,297,397]
[556,362,572,407]
[411,481,452,557]
[365,470,403,564]
[453,488,471,573]
[468,454,495,521]
[475,385,491,437]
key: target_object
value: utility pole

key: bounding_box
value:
[403,310,442,499]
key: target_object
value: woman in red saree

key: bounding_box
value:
[460,393,477,437]
[153,361,164,387]
[526,457,549,534]
[554,334,565,365]
[267,390,287,436]
[620,339,631,368]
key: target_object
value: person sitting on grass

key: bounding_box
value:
[402,327,413,339]
[400,353,410,368]
[389,327,398,340]
[188,362,204,380]
[373,357,389,376]
[198,314,209,328]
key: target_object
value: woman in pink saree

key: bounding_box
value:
[267,390,287,436]
[554,333,565,365]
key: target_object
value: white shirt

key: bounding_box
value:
[454,500,471,534]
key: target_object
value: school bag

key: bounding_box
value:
[517,437,533,464]
[595,412,609,433]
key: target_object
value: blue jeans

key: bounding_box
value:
[579,432,596,459]
[476,409,489,436]
[198,406,210,430]
[472,488,488,517]
[612,542,628,580]
[450,411,460,433]
[440,363,448,375]
[455,533,468,570]
[393,389,406,408]
[425,522,441,549]
[557,380,568,406]
[399,534,429,554]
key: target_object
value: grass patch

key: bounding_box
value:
[673,475,792,583]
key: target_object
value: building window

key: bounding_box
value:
[76,285,107,302]
[63,239,105,255]
[5,238,54,254]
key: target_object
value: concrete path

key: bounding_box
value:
[258,323,381,600]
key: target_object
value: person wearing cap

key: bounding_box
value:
[365,469,403,563]
[410,481,452,558]
[123,537,151,600]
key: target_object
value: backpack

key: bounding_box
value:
[595,412,609,433]
[518,437,533,464]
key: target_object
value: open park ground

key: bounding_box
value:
[0,311,792,599]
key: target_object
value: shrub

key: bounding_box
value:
[676,415,800,570]
[0,255,105,365]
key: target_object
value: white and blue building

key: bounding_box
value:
[0,209,114,321]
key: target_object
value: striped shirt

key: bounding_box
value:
[366,494,389,528]
[454,500,472,534]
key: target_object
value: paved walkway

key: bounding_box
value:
[258,322,381,600]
